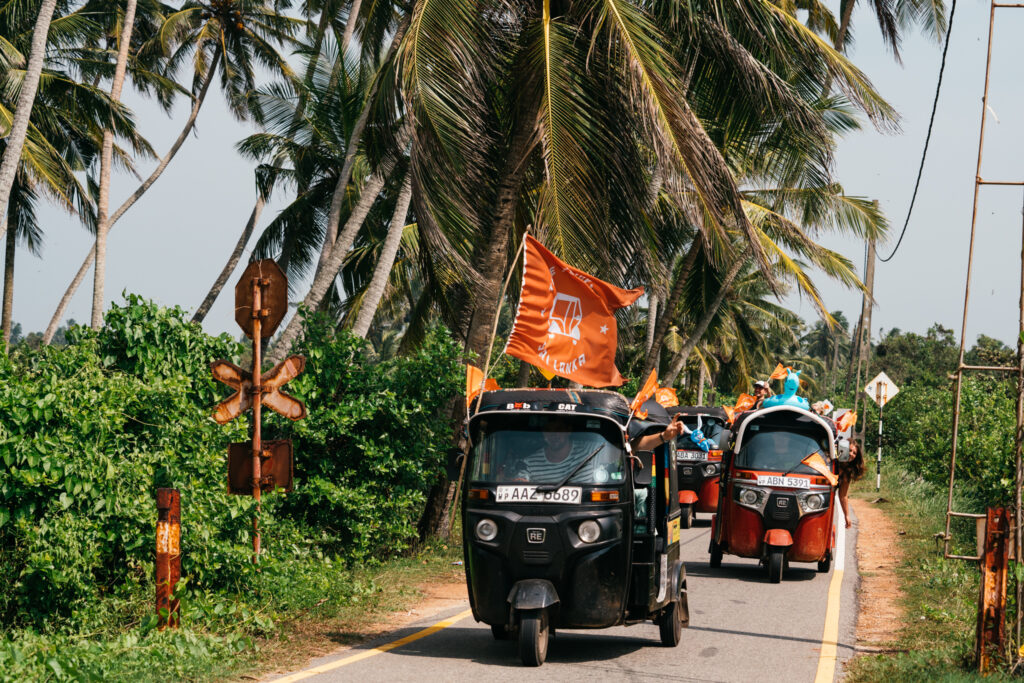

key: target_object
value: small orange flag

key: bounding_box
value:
[836,411,857,432]
[802,452,838,486]
[630,370,659,418]
[465,364,499,409]
[734,394,756,412]
[504,235,643,387]
[769,363,789,380]
[655,387,679,408]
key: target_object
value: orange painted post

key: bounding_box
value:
[976,506,1010,672]
[155,488,180,629]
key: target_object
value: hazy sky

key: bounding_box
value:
[15,1,1024,348]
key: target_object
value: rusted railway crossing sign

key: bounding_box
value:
[211,259,306,563]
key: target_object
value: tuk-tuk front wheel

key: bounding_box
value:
[518,609,549,666]
[767,549,784,583]
[680,504,694,529]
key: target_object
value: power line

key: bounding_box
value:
[879,0,959,263]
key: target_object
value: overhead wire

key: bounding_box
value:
[879,0,959,263]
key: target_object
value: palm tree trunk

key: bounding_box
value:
[351,171,412,338]
[43,47,222,343]
[0,0,58,244]
[697,361,706,405]
[315,17,409,279]
[516,360,531,387]
[641,242,701,379]
[663,246,751,385]
[2,222,13,346]
[645,291,659,352]
[266,131,409,363]
[338,0,364,56]
[191,196,265,323]
[91,0,138,329]
[836,0,857,51]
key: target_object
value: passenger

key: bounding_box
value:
[632,418,686,453]
[836,441,866,528]
[753,380,772,409]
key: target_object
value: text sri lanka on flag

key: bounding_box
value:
[504,235,642,388]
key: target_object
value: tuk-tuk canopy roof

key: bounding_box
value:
[666,406,730,421]
[471,388,633,426]
[732,404,837,459]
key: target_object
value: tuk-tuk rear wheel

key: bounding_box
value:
[817,550,832,573]
[680,504,694,529]
[491,624,515,640]
[658,592,684,647]
[518,609,549,666]
[709,541,723,568]
[767,550,784,583]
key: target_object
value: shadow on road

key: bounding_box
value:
[688,624,854,652]
[685,561,818,583]
[378,625,649,667]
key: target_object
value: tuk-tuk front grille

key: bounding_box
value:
[522,550,552,565]
[767,494,796,522]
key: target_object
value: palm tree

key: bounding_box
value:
[0,0,60,242]
[43,0,303,341]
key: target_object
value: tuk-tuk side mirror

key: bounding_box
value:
[836,438,851,463]
[632,451,654,487]
[445,447,466,479]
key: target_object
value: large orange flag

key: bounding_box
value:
[504,235,643,387]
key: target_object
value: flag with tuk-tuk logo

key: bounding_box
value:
[504,235,643,387]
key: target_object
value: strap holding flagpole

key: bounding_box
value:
[472,227,531,417]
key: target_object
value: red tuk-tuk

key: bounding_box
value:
[667,406,731,528]
[708,404,838,582]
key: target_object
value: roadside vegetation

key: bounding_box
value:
[0,298,462,681]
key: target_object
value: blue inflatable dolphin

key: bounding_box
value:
[762,368,810,410]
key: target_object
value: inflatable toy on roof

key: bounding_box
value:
[762,368,810,410]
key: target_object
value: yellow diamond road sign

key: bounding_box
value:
[865,371,899,407]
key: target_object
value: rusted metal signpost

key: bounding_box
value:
[211,260,306,563]
[976,507,1011,673]
[155,488,181,629]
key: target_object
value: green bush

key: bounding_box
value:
[0,296,462,633]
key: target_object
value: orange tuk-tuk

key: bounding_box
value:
[667,406,731,528]
[708,404,838,582]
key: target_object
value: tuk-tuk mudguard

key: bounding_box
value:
[790,511,831,562]
[726,505,764,557]
[678,490,698,505]
[508,579,560,611]
[764,528,793,547]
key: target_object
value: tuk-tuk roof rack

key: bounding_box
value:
[666,406,730,420]
[471,388,632,425]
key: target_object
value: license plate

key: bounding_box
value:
[677,450,708,461]
[494,486,582,504]
[756,475,811,489]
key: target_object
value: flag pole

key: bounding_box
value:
[472,227,530,417]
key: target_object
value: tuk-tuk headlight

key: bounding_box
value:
[798,492,827,513]
[578,520,601,544]
[736,486,767,510]
[475,518,498,542]
[703,463,718,476]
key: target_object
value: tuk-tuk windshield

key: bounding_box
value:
[469,414,625,485]
[679,416,727,443]
[735,425,831,475]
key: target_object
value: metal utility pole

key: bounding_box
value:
[852,239,876,452]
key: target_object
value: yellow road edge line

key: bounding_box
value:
[272,608,474,683]
[813,568,845,683]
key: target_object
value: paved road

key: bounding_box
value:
[270,507,858,683]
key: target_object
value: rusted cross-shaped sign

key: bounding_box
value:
[211,355,307,424]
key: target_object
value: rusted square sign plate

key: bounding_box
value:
[227,440,294,494]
